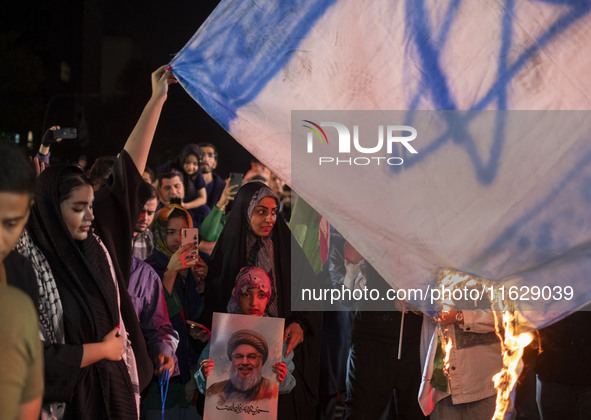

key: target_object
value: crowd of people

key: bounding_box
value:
[1,65,589,420]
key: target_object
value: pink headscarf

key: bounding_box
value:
[226,266,272,314]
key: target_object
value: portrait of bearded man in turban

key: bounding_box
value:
[207,329,279,405]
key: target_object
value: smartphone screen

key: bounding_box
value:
[53,128,78,139]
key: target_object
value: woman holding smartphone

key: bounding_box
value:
[144,204,207,419]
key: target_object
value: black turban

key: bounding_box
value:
[227,329,269,364]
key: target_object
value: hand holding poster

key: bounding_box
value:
[204,313,285,420]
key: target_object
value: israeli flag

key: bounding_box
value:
[171,0,591,328]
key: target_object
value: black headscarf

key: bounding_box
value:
[29,165,111,344]
[204,182,287,320]
[203,181,322,419]
[28,157,151,419]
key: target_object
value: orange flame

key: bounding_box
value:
[434,269,533,419]
[436,269,476,384]
[492,310,533,420]
[442,335,453,376]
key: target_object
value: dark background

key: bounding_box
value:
[0,0,252,177]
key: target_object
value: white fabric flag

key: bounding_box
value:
[170,0,591,328]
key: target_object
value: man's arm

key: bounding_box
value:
[18,397,42,420]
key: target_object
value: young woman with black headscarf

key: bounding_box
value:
[20,65,177,419]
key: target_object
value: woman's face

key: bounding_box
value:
[238,287,269,316]
[60,184,94,241]
[249,196,277,237]
[183,153,200,176]
[165,216,188,252]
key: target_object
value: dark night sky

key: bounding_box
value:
[1,0,252,177]
[100,0,253,176]
[102,0,214,67]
